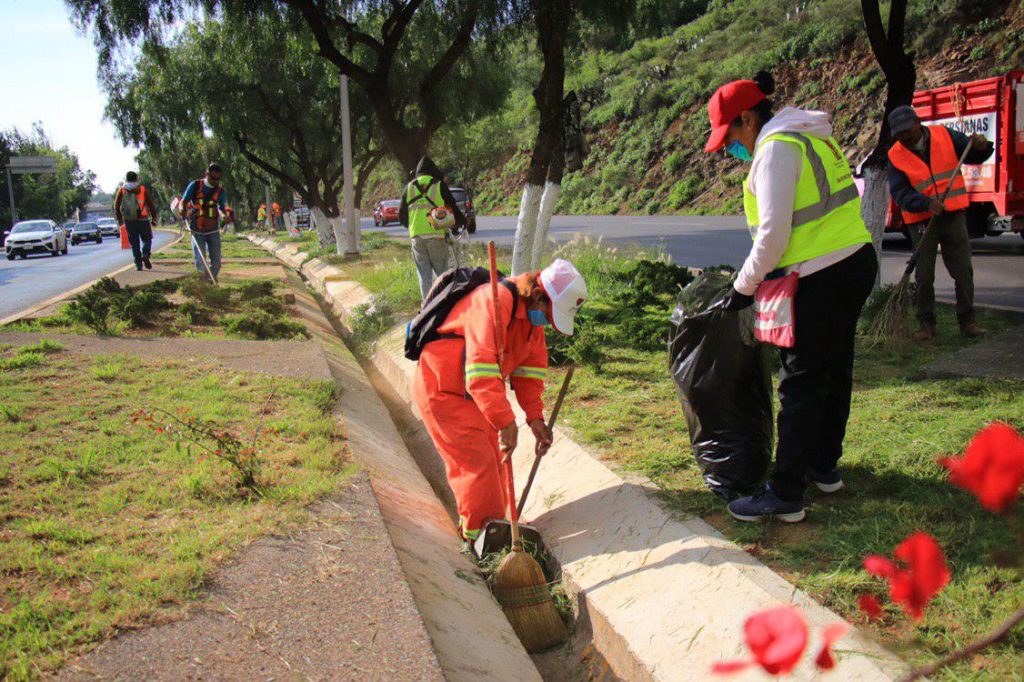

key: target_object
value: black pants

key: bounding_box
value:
[125,220,153,265]
[769,244,877,501]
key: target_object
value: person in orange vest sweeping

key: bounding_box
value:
[113,171,159,271]
[886,105,993,340]
[408,258,587,547]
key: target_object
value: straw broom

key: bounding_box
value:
[487,241,568,653]
[869,142,973,341]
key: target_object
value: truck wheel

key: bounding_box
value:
[966,202,995,240]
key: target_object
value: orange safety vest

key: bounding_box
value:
[188,179,222,233]
[887,125,969,225]
[118,185,149,219]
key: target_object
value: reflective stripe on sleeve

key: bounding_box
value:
[512,366,547,381]
[465,363,502,381]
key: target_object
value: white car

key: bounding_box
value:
[5,220,69,260]
[96,218,119,237]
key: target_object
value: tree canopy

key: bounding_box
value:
[1,124,97,228]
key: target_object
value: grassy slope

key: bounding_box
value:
[0,344,350,678]
[461,0,1024,218]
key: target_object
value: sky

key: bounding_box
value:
[0,0,138,193]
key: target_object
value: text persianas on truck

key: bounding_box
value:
[886,71,1024,241]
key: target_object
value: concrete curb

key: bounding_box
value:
[0,229,185,327]
[249,235,908,681]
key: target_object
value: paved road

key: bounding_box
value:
[0,231,176,321]
[367,214,1024,311]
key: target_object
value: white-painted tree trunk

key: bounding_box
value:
[859,165,889,288]
[310,206,341,250]
[344,209,361,254]
[511,183,543,275]
[530,181,561,271]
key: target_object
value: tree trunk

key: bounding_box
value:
[310,205,342,250]
[530,181,561,271]
[859,165,890,288]
[512,183,543,274]
[511,0,569,276]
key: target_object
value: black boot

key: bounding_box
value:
[143,256,152,270]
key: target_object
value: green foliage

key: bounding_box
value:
[221,310,309,341]
[667,175,705,209]
[180,277,232,308]
[244,295,285,317]
[233,279,276,300]
[348,294,398,353]
[664,152,686,175]
[63,277,172,333]
[177,301,213,326]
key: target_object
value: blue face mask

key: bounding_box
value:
[528,309,550,327]
[726,140,752,162]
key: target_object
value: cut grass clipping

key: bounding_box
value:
[0,350,349,678]
[3,276,307,341]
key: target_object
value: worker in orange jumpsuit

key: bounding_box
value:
[412,259,588,543]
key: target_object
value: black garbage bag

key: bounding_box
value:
[667,272,773,500]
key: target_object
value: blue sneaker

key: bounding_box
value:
[728,486,805,523]
[806,468,844,493]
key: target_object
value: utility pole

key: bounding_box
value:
[340,74,358,256]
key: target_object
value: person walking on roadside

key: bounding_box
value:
[886,105,993,340]
[412,259,587,545]
[180,163,227,282]
[400,156,466,299]
[704,72,876,523]
[113,171,159,271]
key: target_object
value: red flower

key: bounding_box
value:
[940,422,1024,514]
[857,594,883,622]
[863,532,950,621]
[712,606,808,676]
[814,622,849,670]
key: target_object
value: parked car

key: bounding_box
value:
[373,199,401,226]
[5,220,68,259]
[96,217,119,236]
[71,221,103,245]
[60,222,77,237]
[449,187,477,233]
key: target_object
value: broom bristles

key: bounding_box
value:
[493,550,568,653]
[869,275,915,342]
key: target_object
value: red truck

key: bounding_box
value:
[886,71,1024,240]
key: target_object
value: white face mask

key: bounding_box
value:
[910,129,928,152]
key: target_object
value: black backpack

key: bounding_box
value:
[404,267,518,361]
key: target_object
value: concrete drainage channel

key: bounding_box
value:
[282,265,604,681]
[253,235,908,681]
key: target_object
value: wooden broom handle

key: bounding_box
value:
[517,365,574,517]
[488,242,522,549]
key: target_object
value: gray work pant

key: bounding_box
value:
[908,210,976,326]
[412,235,455,300]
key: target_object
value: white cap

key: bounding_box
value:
[539,258,587,336]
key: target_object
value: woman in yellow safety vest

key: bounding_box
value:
[704,71,876,523]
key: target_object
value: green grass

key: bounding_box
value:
[0,351,350,678]
[152,232,271,260]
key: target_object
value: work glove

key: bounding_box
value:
[720,287,754,311]
[528,418,553,457]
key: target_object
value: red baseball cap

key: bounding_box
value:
[704,80,766,153]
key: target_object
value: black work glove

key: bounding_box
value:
[720,287,754,311]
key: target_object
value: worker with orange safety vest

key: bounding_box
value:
[411,259,587,545]
[113,171,159,271]
[886,105,993,340]
[180,163,228,281]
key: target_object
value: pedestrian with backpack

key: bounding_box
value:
[179,163,228,282]
[113,171,159,271]
[400,156,467,299]
[407,258,587,546]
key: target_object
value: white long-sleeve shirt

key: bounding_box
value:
[734,108,863,296]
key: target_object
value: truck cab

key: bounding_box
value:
[886,71,1024,240]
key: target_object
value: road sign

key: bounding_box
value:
[8,155,57,175]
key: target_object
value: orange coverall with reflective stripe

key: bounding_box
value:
[411,274,549,540]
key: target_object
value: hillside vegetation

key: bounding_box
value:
[404,0,1024,217]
